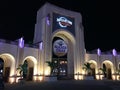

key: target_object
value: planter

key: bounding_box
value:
[84,75,94,80]
[44,76,57,81]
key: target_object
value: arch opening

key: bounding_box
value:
[88,60,97,79]
[0,53,15,82]
[102,60,114,79]
[52,30,75,79]
[23,56,37,81]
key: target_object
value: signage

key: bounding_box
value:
[57,17,72,27]
[53,13,75,36]
[53,39,67,57]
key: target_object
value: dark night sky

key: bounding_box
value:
[0,0,120,52]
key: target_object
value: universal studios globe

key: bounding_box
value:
[53,39,68,57]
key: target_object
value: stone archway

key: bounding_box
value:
[88,60,97,79]
[52,30,75,79]
[23,56,37,81]
[0,53,15,82]
[102,60,113,79]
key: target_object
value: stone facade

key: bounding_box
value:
[0,3,120,83]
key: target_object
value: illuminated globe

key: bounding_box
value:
[53,39,68,57]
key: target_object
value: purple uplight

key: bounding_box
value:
[18,37,24,48]
[112,49,117,56]
[39,42,43,50]
[46,17,50,25]
[97,48,101,56]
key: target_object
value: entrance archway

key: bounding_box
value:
[102,60,113,79]
[52,30,75,79]
[23,56,37,81]
[0,53,15,82]
[52,37,67,78]
[88,60,97,79]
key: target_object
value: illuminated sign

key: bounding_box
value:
[53,13,75,36]
[57,17,72,27]
[53,39,67,57]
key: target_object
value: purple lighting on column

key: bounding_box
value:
[112,49,117,56]
[97,48,101,56]
[39,42,43,50]
[46,14,50,25]
[19,37,24,48]
[46,17,50,25]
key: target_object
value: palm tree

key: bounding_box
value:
[17,60,28,79]
[82,62,92,76]
[46,61,58,76]
[99,67,106,78]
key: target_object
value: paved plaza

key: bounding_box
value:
[4,80,120,90]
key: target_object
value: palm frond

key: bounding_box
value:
[99,68,106,73]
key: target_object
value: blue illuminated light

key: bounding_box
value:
[46,16,50,25]
[19,37,24,48]
[39,42,43,50]
[112,49,117,56]
[97,48,101,56]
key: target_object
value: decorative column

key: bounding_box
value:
[17,37,24,64]
[39,41,44,75]
[112,49,118,80]
[97,48,101,68]
[13,37,24,83]
[97,48,102,80]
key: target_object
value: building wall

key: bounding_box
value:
[0,41,40,83]
[0,3,120,83]
[0,39,120,82]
